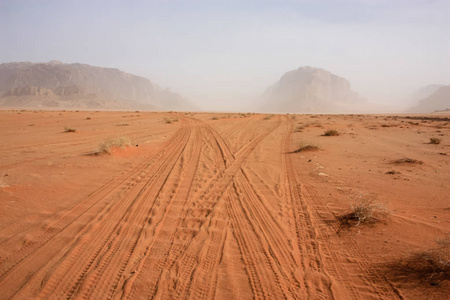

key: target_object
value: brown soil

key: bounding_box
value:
[0,110,448,299]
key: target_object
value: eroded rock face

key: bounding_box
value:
[261,66,363,113]
[0,61,195,110]
[54,85,83,96]
[4,86,55,97]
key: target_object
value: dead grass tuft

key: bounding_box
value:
[293,143,320,153]
[430,137,441,144]
[323,129,339,136]
[338,194,390,227]
[393,158,423,164]
[387,235,450,284]
[386,170,401,175]
[94,137,131,155]
[64,127,76,133]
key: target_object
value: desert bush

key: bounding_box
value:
[64,127,76,133]
[393,158,423,164]
[309,122,323,128]
[95,136,131,155]
[339,194,390,226]
[293,143,320,153]
[430,137,441,144]
[350,194,390,226]
[211,116,219,120]
[263,114,274,120]
[389,235,450,284]
[323,129,339,136]
[164,117,178,124]
[385,170,401,175]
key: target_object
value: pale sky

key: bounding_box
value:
[1,0,449,111]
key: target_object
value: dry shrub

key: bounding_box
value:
[293,143,320,153]
[430,137,441,144]
[308,121,323,128]
[64,127,76,133]
[386,170,401,175]
[387,235,450,284]
[338,194,390,227]
[350,194,390,226]
[393,158,423,164]
[323,129,339,136]
[95,137,131,155]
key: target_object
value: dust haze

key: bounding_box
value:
[1,0,449,112]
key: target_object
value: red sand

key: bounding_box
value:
[0,110,448,299]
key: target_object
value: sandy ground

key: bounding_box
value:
[0,110,448,299]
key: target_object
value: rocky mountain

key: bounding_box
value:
[409,85,450,113]
[0,61,195,110]
[260,66,364,113]
[407,84,445,104]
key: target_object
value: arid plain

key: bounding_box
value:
[0,110,448,299]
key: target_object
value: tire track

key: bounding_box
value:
[48,124,194,299]
[106,122,204,300]
[281,115,401,299]
[280,115,341,300]
[301,183,404,299]
[235,169,302,297]
[0,120,194,299]
[122,117,282,299]
[159,117,291,300]
[0,124,186,266]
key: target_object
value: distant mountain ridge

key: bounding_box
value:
[409,85,450,113]
[260,66,365,113]
[407,84,445,104]
[0,61,195,110]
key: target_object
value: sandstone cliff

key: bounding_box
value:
[0,61,195,110]
[261,66,364,113]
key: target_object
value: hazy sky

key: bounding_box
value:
[1,0,449,110]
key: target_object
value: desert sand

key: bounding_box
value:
[0,110,448,299]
